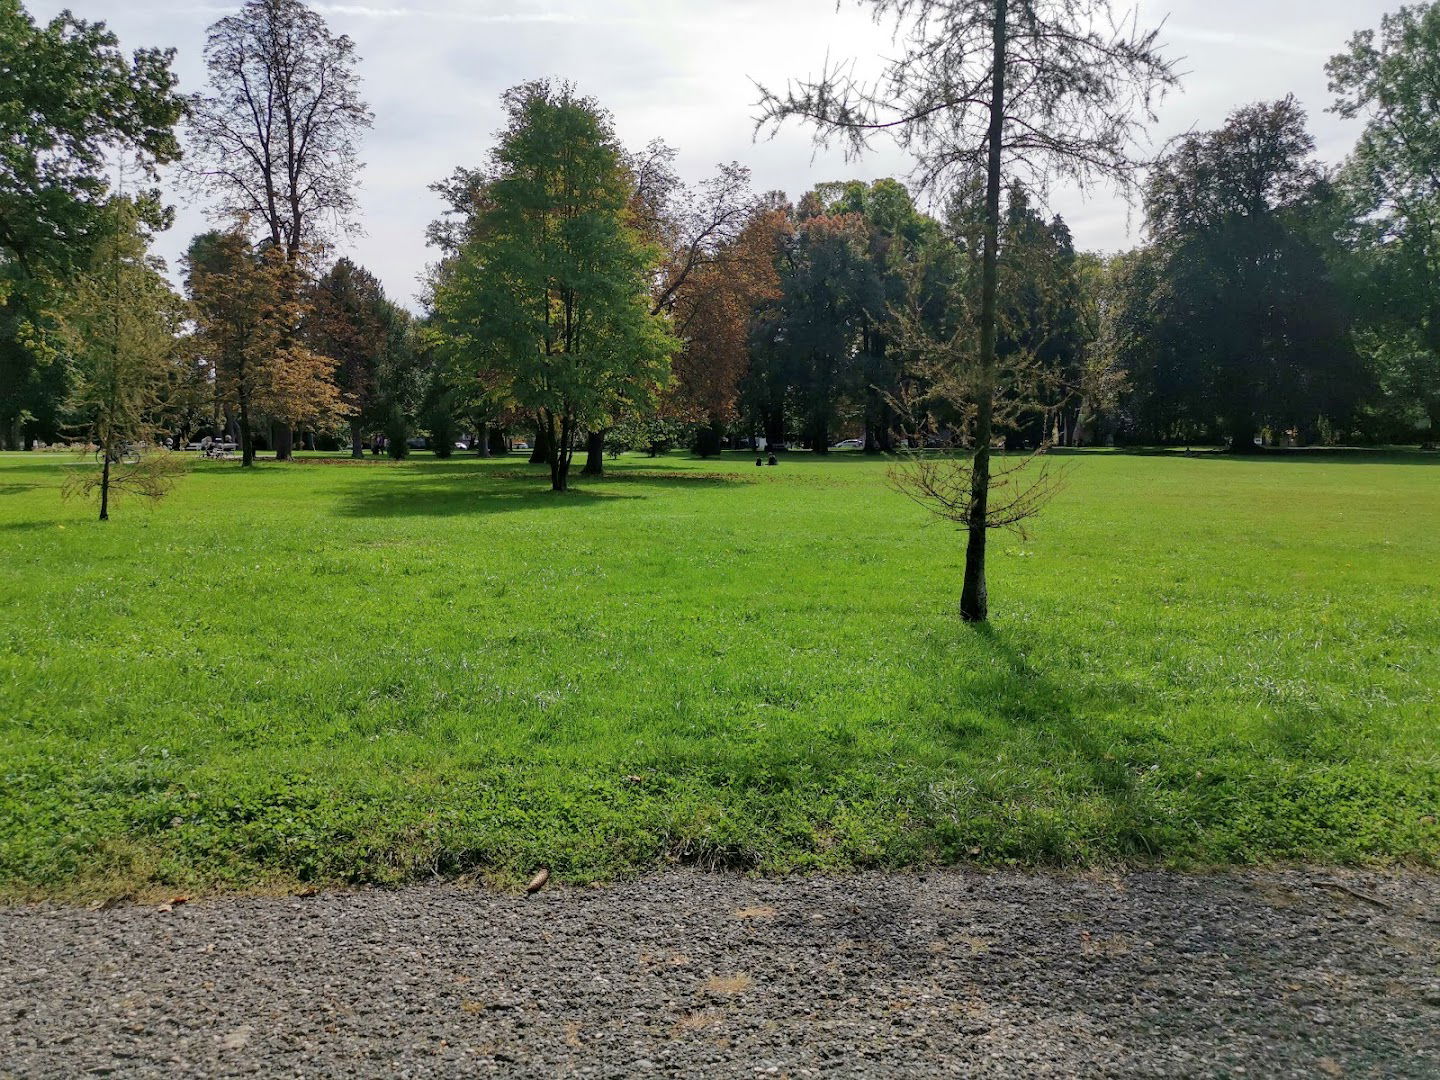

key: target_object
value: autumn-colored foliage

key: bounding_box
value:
[186,226,343,466]
[666,205,788,424]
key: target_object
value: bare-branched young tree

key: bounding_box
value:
[886,243,1070,545]
[756,0,1176,620]
[187,0,372,460]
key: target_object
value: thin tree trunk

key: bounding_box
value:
[349,419,364,459]
[239,402,255,467]
[98,454,111,521]
[961,0,1008,624]
[581,430,605,476]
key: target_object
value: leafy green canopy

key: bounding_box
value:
[1329,2,1440,436]
[60,200,187,518]
[0,0,183,446]
[1137,98,1362,448]
[434,81,678,490]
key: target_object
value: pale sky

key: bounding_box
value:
[30,0,1393,309]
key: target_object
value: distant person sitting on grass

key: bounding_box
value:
[756,457,763,466]
[767,453,777,466]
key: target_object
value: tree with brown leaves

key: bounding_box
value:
[186,0,372,460]
[186,226,342,466]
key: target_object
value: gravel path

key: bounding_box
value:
[2,869,1436,1078]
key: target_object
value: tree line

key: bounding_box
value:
[2,0,1437,612]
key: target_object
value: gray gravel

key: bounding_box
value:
[2,869,1437,1078]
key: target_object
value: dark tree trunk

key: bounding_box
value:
[694,419,723,458]
[529,420,550,464]
[550,454,571,491]
[274,424,294,462]
[349,419,364,459]
[239,403,256,467]
[581,430,605,476]
[476,427,491,458]
[863,385,894,453]
[98,454,111,521]
[764,407,786,449]
[488,426,508,456]
[547,414,572,491]
[960,0,1008,624]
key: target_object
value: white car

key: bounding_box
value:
[832,438,864,450]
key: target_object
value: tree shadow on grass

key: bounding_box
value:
[576,469,755,486]
[336,474,645,518]
[962,621,1167,853]
[335,462,754,518]
[0,461,83,476]
[0,520,56,533]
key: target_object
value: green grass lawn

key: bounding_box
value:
[1,448,1437,898]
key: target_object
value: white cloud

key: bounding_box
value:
[26,0,1395,304]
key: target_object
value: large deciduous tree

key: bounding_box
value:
[578,143,758,474]
[186,227,342,467]
[433,81,678,492]
[308,258,400,458]
[665,200,787,454]
[1144,98,1363,449]
[0,0,183,449]
[757,0,1175,621]
[186,0,372,460]
[1329,3,1440,440]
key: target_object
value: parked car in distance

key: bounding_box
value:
[832,438,864,450]
[511,440,530,450]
